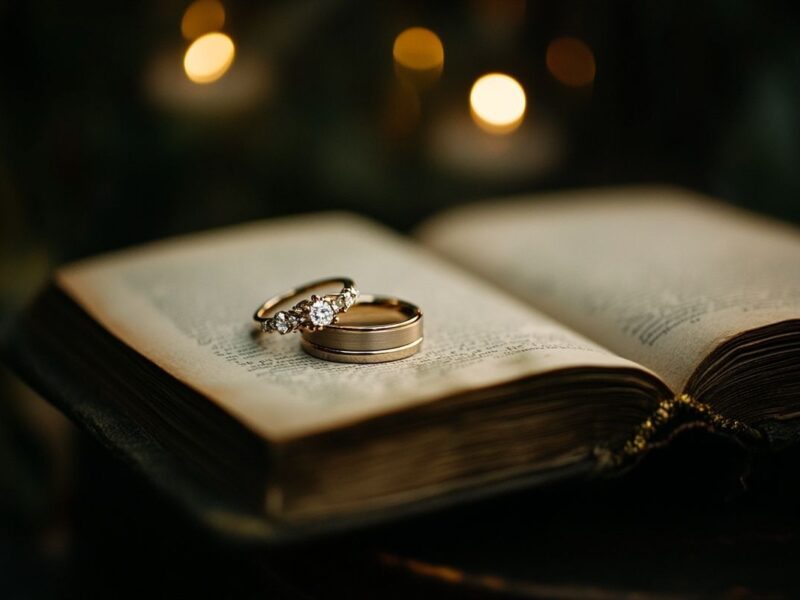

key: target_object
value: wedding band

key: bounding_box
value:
[253,277,359,334]
[301,295,423,363]
[300,338,422,363]
[302,295,422,350]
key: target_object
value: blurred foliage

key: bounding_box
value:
[0,1,797,271]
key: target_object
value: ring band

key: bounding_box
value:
[300,337,423,363]
[253,277,359,334]
[301,295,422,351]
[301,295,423,363]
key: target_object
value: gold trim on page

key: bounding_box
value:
[596,393,763,469]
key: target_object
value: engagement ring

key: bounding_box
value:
[254,277,359,334]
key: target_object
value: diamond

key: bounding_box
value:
[343,287,358,308]
[273,311,291,334]
[309,300,334,326]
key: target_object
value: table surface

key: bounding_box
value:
[4,420,800,600]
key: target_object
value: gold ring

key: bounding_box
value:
[301,295,422,351]
[253,277,359,334]
[300,337,423,364]
[301,295,423,363]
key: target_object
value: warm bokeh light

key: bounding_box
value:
[469,73,526,134]
[393,27,444,71]
[146,48,269,114]
[393,27,444,89]
[546,36,596,87]
[181,0,226,40]
[183,32,235,84]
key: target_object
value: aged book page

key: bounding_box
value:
[57,213,645,442]
[420,186,800,392]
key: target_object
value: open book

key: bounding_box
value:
[8,186,800,541]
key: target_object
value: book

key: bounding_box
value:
[5,186,800,542]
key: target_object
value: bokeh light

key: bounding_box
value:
[181,0,226,40]
[183,32,235,84]
[546,36,596,87]
[393,27,444,71]
[393,27,444,89]
[469,73,527,134]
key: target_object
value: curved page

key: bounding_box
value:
[57,213,648,442]
[420,187,800,391]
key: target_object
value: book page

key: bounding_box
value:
[420,186,800,391]
[57,214,644,442]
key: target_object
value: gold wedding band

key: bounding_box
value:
[301,295,423,363]
[253,277,359,334]
[300,338,422,363]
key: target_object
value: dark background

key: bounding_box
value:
[2,1,800,597]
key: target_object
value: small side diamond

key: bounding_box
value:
[343,287,359,308]
[309,300,334,326]
[333,295,347,311]
[273,312,291,334]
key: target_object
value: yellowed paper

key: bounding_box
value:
[421,186,800,391]
[58,214,642,441]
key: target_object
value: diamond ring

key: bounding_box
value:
[253,277,359,334]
